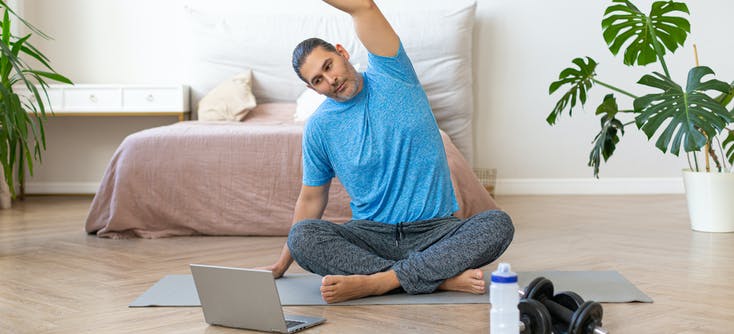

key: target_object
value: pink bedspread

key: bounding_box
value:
[85,103,497,238]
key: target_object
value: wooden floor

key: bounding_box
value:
[1,195,733,333]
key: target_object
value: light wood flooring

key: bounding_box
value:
[1,195,733,333]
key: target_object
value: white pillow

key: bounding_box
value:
[197,70,257,121]
[294,89,326,122]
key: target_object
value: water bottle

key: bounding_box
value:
[490,262,519,334]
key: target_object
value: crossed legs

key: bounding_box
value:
[287,210,514,303]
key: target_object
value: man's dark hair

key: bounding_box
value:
[292,37,337,83]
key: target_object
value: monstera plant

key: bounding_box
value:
[547,0,734,232]
[0,0,71,203]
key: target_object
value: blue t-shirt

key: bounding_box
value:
[302,44,459,225]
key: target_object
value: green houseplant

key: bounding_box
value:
[547,0,734,232]
[0,0,72,206]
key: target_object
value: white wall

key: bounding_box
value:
[476,0,734,194]
[22,0,734,194]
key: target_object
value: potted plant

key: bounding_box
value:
[0,1,72,208]
[547,0,734,232]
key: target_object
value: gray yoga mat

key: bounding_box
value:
[129,270,652,307]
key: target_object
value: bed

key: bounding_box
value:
[85,0,493,238]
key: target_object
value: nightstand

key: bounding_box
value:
[20,84,190,121]
[15,84,191,198]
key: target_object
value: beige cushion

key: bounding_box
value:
[197,70,256,121]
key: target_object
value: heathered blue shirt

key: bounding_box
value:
[302,43,459,225]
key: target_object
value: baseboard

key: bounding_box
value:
[25,178,685,196]
[25,182,99,195]
[496,177,685,195]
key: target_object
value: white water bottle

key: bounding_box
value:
[490,262,519,334]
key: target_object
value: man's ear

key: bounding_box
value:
[335,43,350,61]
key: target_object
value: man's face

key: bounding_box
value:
[300,44,362,102]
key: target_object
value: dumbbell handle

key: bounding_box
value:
[517,290,610,334]
[516,315,608,334]
[516,322,609,334]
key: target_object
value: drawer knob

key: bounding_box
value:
[146,94,155,102]
[89,94,97,103]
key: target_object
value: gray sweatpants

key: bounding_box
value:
[287,209,514,294]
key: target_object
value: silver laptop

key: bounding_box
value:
[190,264,326,333]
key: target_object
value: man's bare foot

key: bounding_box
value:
[438,269,486,294]
[320,270,400,303]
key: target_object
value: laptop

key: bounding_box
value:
[190,264,326,333]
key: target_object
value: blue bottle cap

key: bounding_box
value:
[491,262,518,283]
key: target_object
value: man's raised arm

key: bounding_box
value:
[323,0,399,57]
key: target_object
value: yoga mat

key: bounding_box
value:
[129,270,653,307]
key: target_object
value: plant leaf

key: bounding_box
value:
[547,57,598,125]
[589,110,625,178]
[2,9,10,46]
[0,2,73,196]
[713,81,734,110]
[634,66,732,155]
[596,94,619,118]
[602,0,690,66]
[24,70,72,84]
[20,43,53,70]
[723,130,734,166]
[0,0,51,40]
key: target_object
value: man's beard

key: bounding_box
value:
[329,75,361,102]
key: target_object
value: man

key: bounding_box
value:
[259,0,514,303]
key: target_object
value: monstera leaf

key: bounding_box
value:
[596,93,621,118]
[714,81,734,108]
[547,57,598,125]
[723,131,734,166]
[634,66,732,156]
[589,95,625,177]
[602,0,689,66]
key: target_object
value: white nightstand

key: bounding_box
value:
[19,84,190,121]
[15,84,190,199]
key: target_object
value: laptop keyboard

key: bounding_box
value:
[286,320,306,329]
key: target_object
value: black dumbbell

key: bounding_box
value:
[518,295,588,334]
[550,291,585,333]
[522,277,609,334]
[518,298,552,334]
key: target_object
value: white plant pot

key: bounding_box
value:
[682,169,734,232]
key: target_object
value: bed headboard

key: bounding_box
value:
[183,0,477,164]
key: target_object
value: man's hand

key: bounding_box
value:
[323,0,399,57]
[255,244,294,279]
[255,262,288,279]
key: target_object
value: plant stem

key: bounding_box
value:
[705,140,711,172]
[18,145,23,199]
[692,46,711,172]
[646,16,672,79]
[706,139,723,172]
[622,120,636,127]
[592,79,638,99]
[657,53,672,79]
